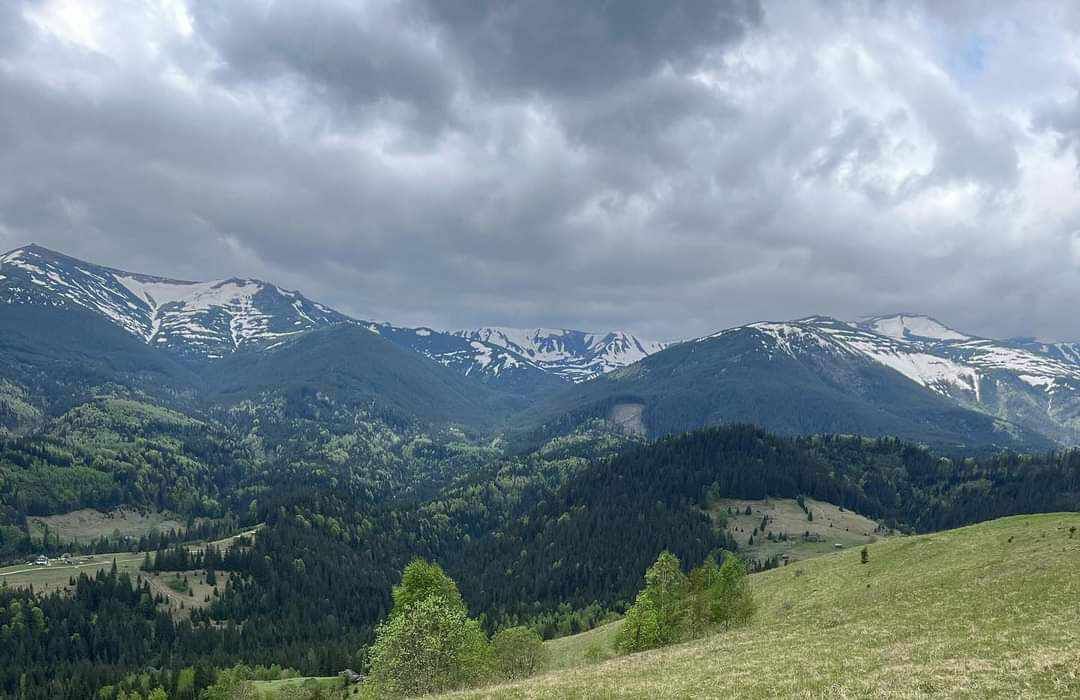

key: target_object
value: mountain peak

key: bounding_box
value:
[858,314,972,343]
[1,243,351,357]
[452,326,666,381]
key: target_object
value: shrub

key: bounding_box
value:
[491,626,547,680]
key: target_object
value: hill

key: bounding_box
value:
[447,513,1080,698]
[204,323,521,430]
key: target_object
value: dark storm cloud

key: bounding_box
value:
[3,1,1080,341]
[417,0,761,97]
[190,0,459,135]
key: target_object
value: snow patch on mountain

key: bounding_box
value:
[453,326,666,381]
[860,314,971,342]
[1,245,349,357]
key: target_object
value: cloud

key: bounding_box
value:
[2,0,1080,342]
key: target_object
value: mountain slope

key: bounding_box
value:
[453,327,666,382]
[449,513,1080,699]
[520,316,1055,451]
[0,304,201,424]
[370,324,565,396]
[204,323,520,429]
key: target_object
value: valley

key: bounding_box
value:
[6,3,1077,697]
[2,245,1080,699]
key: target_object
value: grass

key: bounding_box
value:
[27,506,187,545]
[544,620,623,672]
[0,553,144,596]
[442,512,1080,698]
[711,497,890,564]
[249,676,349,698]
[145,569,224,614]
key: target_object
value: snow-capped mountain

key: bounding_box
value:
[368,323,564,395]
[452,327,667,382]
[0,244,351,358]
[858,314,972,343]
[0,245,635,393]
[700,314,1080,445]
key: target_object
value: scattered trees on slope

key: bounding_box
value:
[616,550,754,654]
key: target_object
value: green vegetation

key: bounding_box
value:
[3,358,1080,700]
[443,513,1080,698]
[27,507,187,546]
[712,497,889,567]
[365,560,546,697]
[615,551,753,653]
[490,628,548,681]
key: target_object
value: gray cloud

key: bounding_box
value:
[2,1,1080,342]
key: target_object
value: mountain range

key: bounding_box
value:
[4,243,1080,449]
[0,245,659,391]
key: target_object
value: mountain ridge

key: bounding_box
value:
[0,245,657,391]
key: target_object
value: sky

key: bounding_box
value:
[3,1,1080,342]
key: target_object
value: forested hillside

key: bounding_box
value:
[4,411,1080,697]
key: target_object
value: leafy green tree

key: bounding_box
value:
[615,551,688,653]
[491,626,547,680]
[684,557,722,639]
[388,558,464,618]
[366,595,490,697]
[706,552,755,627]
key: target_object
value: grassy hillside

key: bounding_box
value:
[712,496,891,565]
[447,513,1080,698]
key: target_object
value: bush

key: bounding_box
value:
[491,626,547,680]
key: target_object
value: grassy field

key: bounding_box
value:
[0,527,259,605]
[443,512,1080,698]
[712,497,890,564]
[249,676,351,698]
[27,506,187,545]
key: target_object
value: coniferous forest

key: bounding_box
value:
[4,403,1080,698]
